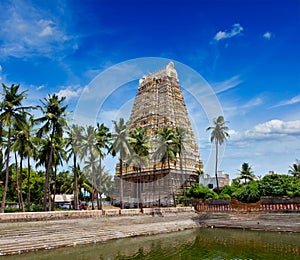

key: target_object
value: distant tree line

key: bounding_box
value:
[182,161,300,203]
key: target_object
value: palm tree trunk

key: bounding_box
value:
[136,170,139,209]
[1,128,11,213]
[96,190,100,210]
[15,153,21,210]
[99,158,102,210]
[119,158,124,209]
[19,155,24,212]
[51,166,57,211]
[73,154,78,210]
[44,132,54,211]
[99,192,103,211]
[27,156,31,212]
[215,141,220,194]
[91,188,95,210]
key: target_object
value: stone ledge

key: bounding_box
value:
[0,207,194,222]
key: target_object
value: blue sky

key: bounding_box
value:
[0,0,299,178]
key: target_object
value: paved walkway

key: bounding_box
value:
[0,212,200,256]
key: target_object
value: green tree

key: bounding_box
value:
[50,136,67,210]
[66,124,84,210]
[237,162,256,184]
[153,127,177,207]
[186,183,218,200]
[80,125,99,210]
[129,127,149,208]
[0,83,28,213]
[174,127,190,204]
[154,127,177,169]
[232,181,261,203]
[258,173,298,197]
[35,94,70,211]
[11,114,37,211]
[110,118,132,209]
[206,115,229,194]
[95,123,112,210]
[288,159,300,178]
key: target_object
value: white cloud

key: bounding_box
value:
[243,97,263,108]
[36,85,45,91]
[271,94,300,108]
[0,1,77,59]
[245,119,300,138]
[57,86,82,101]
[263,31,273,40]
[212,75,243,94]
[39,26,53,37]
[214,23,244,41]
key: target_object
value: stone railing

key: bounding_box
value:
[0,206,195,222]
[193,197,300,212]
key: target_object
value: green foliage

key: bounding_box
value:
[177,195,185,203]
[187,184,218,200]
[237,162,256,184]
[218,193,231,199]
[258,174,298,197]
[232,181,261,203]
[4,207,21,213]
[219,184,235,197]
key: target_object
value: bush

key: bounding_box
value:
[30,203,43,212]
[219,184,236,198]
[187,184,218,200]
[232,182,261,203]
[258,174,298,197]
[4,207,21,213]
[218,193,231,199]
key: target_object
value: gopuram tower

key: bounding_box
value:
[114,62,203,207]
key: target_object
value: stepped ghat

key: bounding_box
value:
[114,62,203,207]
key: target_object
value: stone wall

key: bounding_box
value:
[0,206,194,222]
[193,198,300,212]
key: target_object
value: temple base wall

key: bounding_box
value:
[113,169,199,208]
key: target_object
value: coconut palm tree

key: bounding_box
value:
[110,118,132,209]
[11,113,30,211]
[237,162,256,184]
[83,155,100,210]
[79,125,99,210]
[153,127,177,207]
[129,127,150,209]
[95,123,111,210]
[154,127,177,169]
[35,94,70,211]
[35,135,66,210]
[101,171,114,203]
[23,117,37,212]
[0,83,28,213]
[50,136,67,210]
[206,115,229,194]
[289,159,300,178]
[66,124,84,210]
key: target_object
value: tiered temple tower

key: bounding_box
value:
[114,62,203,207]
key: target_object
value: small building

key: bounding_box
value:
[52,194,74,209]
[199,171,230,190]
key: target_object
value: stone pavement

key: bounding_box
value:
[0,211,200,256]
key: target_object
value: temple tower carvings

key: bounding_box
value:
[114,62,203,207]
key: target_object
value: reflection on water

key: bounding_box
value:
[7,228,300,260]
